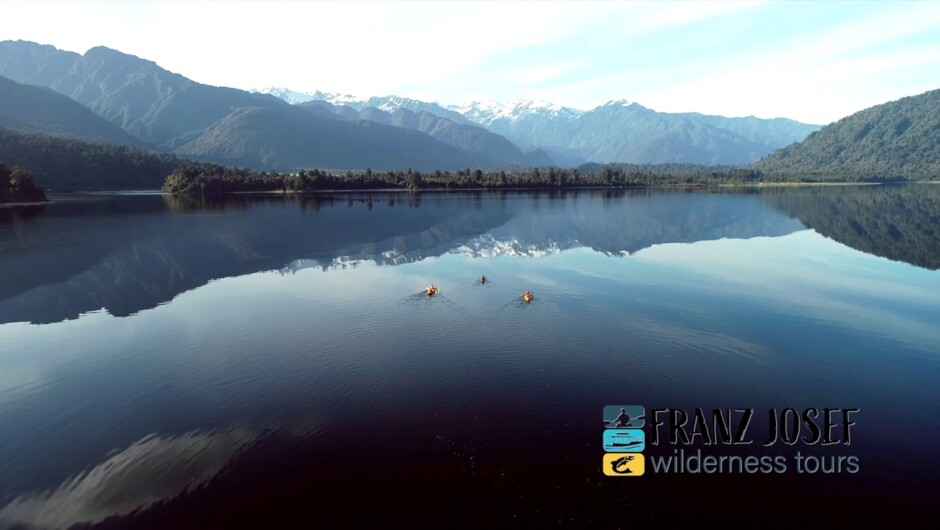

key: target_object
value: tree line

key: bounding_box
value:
[162,163,777,194]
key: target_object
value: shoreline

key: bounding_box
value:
[35,180,936,198]
[173,180,911,195]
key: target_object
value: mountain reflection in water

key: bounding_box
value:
[0,189,789,324]
[3,186,938,326]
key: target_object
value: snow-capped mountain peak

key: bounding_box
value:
[319,91,365,106]
[370,95,432,112]
[450,99,583,126]
[250,87,364,106]
[603,98,637,108]
[253,87,583,126]
[251,87,315,104]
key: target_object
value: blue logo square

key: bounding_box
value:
[603,429,645,452]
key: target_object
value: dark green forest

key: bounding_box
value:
[161,162,775,194]
[0,162,47,203]
[0,129,184,191]
[758,89,940,179]
[162,159,928,194]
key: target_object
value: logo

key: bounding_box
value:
[599,405,860,476]
[603,405,646,476]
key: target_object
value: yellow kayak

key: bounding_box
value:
[523,291,533,303]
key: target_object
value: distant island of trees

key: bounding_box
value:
[1,162,47,203]
[162,162,920,195]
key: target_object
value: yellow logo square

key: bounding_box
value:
[603,453,645,476]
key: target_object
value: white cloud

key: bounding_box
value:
[633,0,766,32]
[0,0,938,122]
[513,58,590,87]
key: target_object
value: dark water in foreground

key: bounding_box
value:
[1,186,939,528]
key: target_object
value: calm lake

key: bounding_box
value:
[1,186,938,527]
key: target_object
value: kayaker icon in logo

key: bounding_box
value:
[603,405,645,428]
[602,405,646,476]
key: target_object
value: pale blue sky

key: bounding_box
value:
[1,0,939,123]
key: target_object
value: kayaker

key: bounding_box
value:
[480,275,487,284]
[612,408,632,428]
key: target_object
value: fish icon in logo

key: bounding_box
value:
[603,429,645,452]
[603,405,645,428]
[603,454,645,476]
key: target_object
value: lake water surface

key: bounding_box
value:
[1,186,938,527]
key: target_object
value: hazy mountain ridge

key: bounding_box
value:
[566,101,772,165]
[504,100,818,165]
[265,87,821,165]
[0,41,286,147]
[172,104,495,171]
[0,75,144,147]
[303,102,552,166]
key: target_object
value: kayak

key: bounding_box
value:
[523,292,533,303]
[427,287,438,296]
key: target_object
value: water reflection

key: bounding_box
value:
[0,427,255,530]
[0,190,807,325]
[759,184,940,270]
[0,187,938,527]
[2,186,939,327]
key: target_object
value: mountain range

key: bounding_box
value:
[0,39,822,174]
[255,88,821,166]
[2,39,935,185]
[0,41,542,171]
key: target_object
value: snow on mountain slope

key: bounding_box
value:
[450,100,583,126]
[365,96,473,125]
[251,87,364,106]
[251,86,820,166]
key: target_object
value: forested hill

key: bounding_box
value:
[757,89,940,179]
[0,128,184,191]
